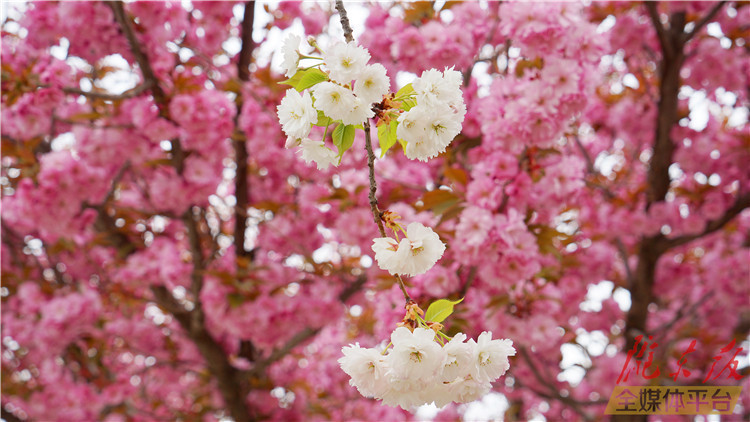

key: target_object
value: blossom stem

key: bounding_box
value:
[364,123,411,302]
[436,330,452,341]
[322,117,332,142]
[393,93,415,102]
[334,0,412,304]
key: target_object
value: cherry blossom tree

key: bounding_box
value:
[2,1,748,421]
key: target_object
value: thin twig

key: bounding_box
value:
[108,1,185,172]
[364,122,410,302]
[518,347,596,421]
[664,192,750,250]
[614,237,634,287]
[653,291,714,335]
[250,275,367,377]
[107,2,166,104]
[334,0,354,43]
[363,124,386,237]
[62,83,151,101]
[335,0,409,303]
[233,1,255,260]
[682,1,727,43]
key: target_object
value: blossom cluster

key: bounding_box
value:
[339,327,515,410]
[396,68,466,161]
[276,35,466,169]
[371,221,445,277]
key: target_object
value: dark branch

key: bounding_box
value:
[363,124,386,237]
[334,0,354,43]
[645,8,685,207]
[518,347,597,421]
[107,2,167,104]
[250,274,366,377]
[109,4,252,419]
[665,192,750,250]
[624,8,688,355]
[645,2,673,59]
[2,407,24,422]
[250,326,321,377]
[62,83,151,101]
[108,1,185,172]
[653,290,714,336]
[237,2,256,82]
[682,1,727,43]
[182,210,206,330]
[615,238,634,287]
[337,274,367,303]
[233,2,255,260]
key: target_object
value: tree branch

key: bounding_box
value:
[237,2,255,83]
[615,237,634,287]
[233,1,255,261]
[334,0,354,43]
[624,8,687,356]
[335,0,411,304]
[249,326,321,378]
[682,1,727,43]
[363,124,386,237]
[107,2,166,104]
[364,124,410,302]
[518,347,597,421]
[2,407,24,422]
[108,3,252,419]
[653,290,714,336]
[62,83,151,101]
[664,192,750,250]
[249,274,366,377]
[645,2,673,59]
[108,1,185,172]
[645,8,685,207]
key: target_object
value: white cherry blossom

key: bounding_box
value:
[281,34,302,77]
[371,237,407,275]
[450,375,492,404]
[312,82,367,125]
[354,63,390,105]
[276,89,316,140]
[338,343,389,398]
[386,327,445,380]
[324,41,371,84]
[470,331,516,383]
[338,328,514,409]
[440,332,473,382]
[413,67,464,108]
[297,138,338,170]
[371,222,446,276]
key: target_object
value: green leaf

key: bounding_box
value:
[278,68,329,91]
[332,123,356,157]
[314,110,330,127]
[278,68,306,87]
[425,298,464,323]
[395,83,414,98]
[377,120,398,157]
[295,68,328,91]
[401,98,417,111]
